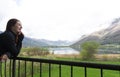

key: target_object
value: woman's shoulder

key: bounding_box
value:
[0,31,15,39]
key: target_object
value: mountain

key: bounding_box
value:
[38,39,73,46]
[22,37,49,47]
[0,31,49,47]
[0,31,72,47]
[23,38,73,47]
[71,18,120,47]
[101,20,120,44]
[0,32,49,47]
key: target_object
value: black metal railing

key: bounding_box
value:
[0,57,120,77]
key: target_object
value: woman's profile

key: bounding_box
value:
[0,18,24,61]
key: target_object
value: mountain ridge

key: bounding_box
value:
[71,17,120,47]
[0,31,72,47]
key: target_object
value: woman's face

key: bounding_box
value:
[11,21,22,35]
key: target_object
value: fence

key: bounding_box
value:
[0,57,120,77]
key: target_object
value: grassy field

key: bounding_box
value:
[1,47,119,77]
[21,61,120,77]
[7,56,118,77]
[1,60,119,77]
[17,47,120,77]
[7,60,118,77]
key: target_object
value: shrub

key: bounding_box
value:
[20,47,49,56]
[80,41,100,60]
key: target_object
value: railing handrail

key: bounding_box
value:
[11,57,120,71]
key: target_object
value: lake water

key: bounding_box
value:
[49,47,120,54]
[49,47,79,54]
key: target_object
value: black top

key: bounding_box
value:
[0,31,24,58]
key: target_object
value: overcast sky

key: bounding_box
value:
[0,0,120,41]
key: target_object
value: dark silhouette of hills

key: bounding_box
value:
[0,31,72,47]
[22,37,49,47]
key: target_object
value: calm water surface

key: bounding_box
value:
[49,47,120,54]
[49,47,79,54]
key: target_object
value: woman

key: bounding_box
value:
[0,18,24,61]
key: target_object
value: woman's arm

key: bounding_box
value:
[16,33,24,55]
[4,32,24,58]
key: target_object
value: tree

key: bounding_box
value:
[80,41,100,60]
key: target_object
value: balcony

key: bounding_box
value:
[0,57,120,77]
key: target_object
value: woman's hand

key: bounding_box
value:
[18,32,24,41]
[1,54,8,61]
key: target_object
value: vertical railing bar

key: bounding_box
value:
[9,60,12,77]
[25,61,26,77]
[71,66,73,77]
[101,68,103,77]
[12,59,16,77]
[59,64,61,77]
[40,63,42,77]
[18,60,20,77]
[4,61,6,77]
[49,63,51,77]
[31,61,34,77]
[119,68,120,77]
[0,62,2,77]
[84,67,87,77]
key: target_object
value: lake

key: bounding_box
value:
[49,47,120,54]
[49,47,79,54]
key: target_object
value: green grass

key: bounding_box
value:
[19,47,49,56]
[33,63,120,77]
[1,47,119,77]
[0,58,119,77]
[19,47,120,77]
[13,60,119,77]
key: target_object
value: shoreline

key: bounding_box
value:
[51,54,120,59]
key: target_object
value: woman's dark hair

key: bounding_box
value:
[6,18,20,31]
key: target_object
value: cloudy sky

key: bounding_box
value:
[0,0,120,41]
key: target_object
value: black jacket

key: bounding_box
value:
[0,31,24,58]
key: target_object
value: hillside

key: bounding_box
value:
[23,38,72,47]
[39,39,73,46]
[71,18,120,47]
[0,31,72,47]
[22,37,49,47]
